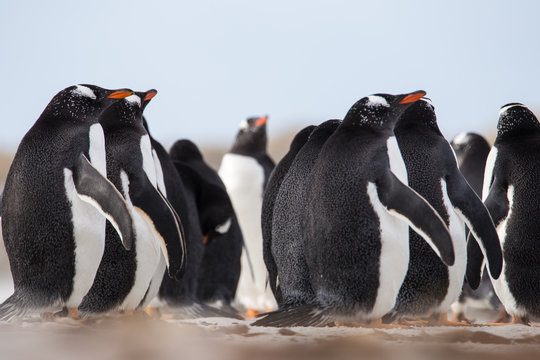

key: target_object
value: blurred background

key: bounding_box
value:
[0,0,539,277]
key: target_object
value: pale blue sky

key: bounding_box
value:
[1,1,539,153]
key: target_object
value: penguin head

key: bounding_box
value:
[451,132,490,165]
[496,103,540,138]
[170,139,235,243]
[343,91,426,131]
[45,84,133,123]
[98,93,145,130]
[395,97,442,134]
[230,115,269,155]
[289,125,317,153]
[141,89,158,112]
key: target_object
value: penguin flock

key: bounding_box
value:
[0,85,538,328]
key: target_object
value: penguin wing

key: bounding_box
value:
[376,171,455,266]
[73,153,134,251]
[445,169,503,279]
[127,170,186,280]
[466,174,509,289]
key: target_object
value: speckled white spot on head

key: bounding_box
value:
[73,85,97,99]
[421,98,433,107]
[452,132,469,146]
[366,96,390,107]
[239,120,249,130]
[125,95,141,107]
[498,104,523,117]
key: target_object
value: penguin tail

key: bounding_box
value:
[0,292,28,321]
[251,304,330,327]
[381,311,398,324]
[168,303,243,320]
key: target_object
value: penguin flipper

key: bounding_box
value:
[376,172,455,266]
[73,153,134,250]
[445,170,503,279]
[466,175,509,288]
[127,171,186,280]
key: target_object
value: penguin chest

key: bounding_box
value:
[63,125,108,307]
[438,178,467,311]
[366,182,409,318]
[490,185,522,315]
[387,136,408,184]
[118,171,162,310]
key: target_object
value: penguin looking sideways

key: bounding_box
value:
[262,125,316,304]
[468,103,540,325]
[384,99,502,326]
[0,85,135,320]
[79,90,186,315]
[257,91,455,327]
[219,116,276,315]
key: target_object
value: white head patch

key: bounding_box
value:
[239,119,249,130]
[73,85,97,99]
[498,104,523,117]
[366,96,390,108]
[125,94,141,107]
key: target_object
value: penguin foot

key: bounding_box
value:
[244,308,261,319]
[67,307,79,320]
[493,309,510,324]
[144,307,161,318]
[489,315,530,326]
[370,318,410,329]
[450,311,472,324]
[430,313,468,326]
[396,318,430,327]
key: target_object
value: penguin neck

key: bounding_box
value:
[230,136,267,157]
[394,119,443,138]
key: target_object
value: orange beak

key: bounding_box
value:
[399,91,426,104]
[107,91,133,99]
[144,91,157,101]
[254,116,268,126]
[203,234,209,245]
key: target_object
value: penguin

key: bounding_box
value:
[467,103,540,325]
[383,100,502,325]
[262,125,316,304]
[218,116,276,314]
[256,91,455,327]
[269,120,341,311]
[139,115,192,312]
[0,85,135,320]
[450,132,503,322]
[79,90,185,315]
[165,140,243,314]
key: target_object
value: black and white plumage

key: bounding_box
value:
[219,116,276,311]
[383,100,501,322]
[450,132,502,317]
[468,103,540,323]
[79,91,185,315]
[0,85,135,320]
[256,91,455,327]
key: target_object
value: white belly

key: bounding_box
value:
[489,185,524,316]
[118,171,162,310]
[366,182,410,319]
[219,153,276,310]
[438,179,467,313]
[64,125,108,308]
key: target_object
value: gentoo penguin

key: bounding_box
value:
[262,125,316,304]
[139,115,192,312]
[0,85,135,320]
[383,100,502,325]
[257,91,454,327]
[163,140,242,312]
[218,116,276,314]
[450,133,502,322]
[269,120,341,309]
[79,90,185,315]
[468,103,540,325]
